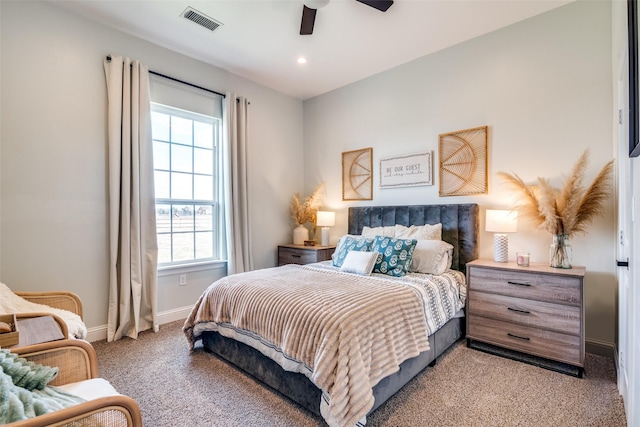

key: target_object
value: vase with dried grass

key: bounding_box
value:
[498,150,613,269]
[549,234,572,269]
[289,183,325,245]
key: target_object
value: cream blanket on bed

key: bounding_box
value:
[0,283,87,340]
[184,264,433,427]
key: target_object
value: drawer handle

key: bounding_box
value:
[507,333,530,341]
[507,307,531,315]
[291,255,301,258]
[507,281,531,287]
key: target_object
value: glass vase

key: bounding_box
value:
[549,234,572,269]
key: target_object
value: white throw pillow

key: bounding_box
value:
[332,235,374,267]
[361,226,396,238]
[340,251,378,276]
[395,223,442,240]
[409,240,454,275]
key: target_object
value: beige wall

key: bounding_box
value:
[302,0,616,348]
[0,1,304,329]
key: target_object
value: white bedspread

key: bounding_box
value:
[184,263,466,427]
[0,282,87,340]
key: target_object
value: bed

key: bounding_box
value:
[184,203,478,427]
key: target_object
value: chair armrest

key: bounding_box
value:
[14,291,84,320]
[15,312,69,339]
[4,395,143,427]
[12,339,98,385]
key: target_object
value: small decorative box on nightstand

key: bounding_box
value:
[278,244,336,266]
[466,259,585,377]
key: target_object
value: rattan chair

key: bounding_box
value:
[13,290,83,319]
[6,339,143,427]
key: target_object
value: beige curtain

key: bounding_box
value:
[104,55,158,341]
[222,94,253,274]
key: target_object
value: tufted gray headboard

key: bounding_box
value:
[348,204,479,272]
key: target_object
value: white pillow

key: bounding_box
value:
[332,235,374,267]
[395,223,442,240]
[361,226,396,238]
[409,240,454,275]
[340,251,378,276]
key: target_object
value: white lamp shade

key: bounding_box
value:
[485,210,518,233]
[316,211,335,227]
[303,0,330,9]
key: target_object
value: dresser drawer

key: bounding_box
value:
[468,315,582,366]
[278,247,318,265]
[468,266,581,305]
[468,290,581,335]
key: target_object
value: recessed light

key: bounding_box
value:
[297,57,307,64]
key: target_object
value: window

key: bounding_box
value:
[151,103,222,266]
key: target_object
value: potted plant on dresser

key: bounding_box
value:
[498,149,613,268]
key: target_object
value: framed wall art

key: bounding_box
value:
[628,0,640,157]
[380,151,433,188]
[342,147,373,201]
[438,126,488,196]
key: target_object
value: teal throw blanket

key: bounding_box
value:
[0,349,85,423]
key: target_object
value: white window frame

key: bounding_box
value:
[151,102,224,271]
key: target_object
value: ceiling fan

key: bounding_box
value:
[300,0,394,35]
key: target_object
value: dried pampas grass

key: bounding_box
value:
[497,150,613,236]
[290,182,325,225]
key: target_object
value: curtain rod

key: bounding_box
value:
[105,55,226,98]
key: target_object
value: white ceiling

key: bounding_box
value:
[55,0,573,100]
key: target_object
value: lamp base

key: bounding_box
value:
[493,234,508,262]
[320,227,330,247]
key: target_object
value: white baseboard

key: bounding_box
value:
[156,305,193,326]
[85,305,193,342]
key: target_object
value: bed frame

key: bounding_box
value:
[202,203,479,419]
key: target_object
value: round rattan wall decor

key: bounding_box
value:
[438,126,488,196]
[342,147,373,201]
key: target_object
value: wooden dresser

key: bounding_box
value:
[466,259,585,377]
[277,244,336,266]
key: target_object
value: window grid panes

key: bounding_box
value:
[152,104,220,266]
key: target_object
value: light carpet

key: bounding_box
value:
[92,320,626,426]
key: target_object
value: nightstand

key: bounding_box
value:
[278,244,336,266]
[466,259,585,377]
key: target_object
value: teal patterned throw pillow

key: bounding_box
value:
[371,236,418,277]
[332,236,374,267]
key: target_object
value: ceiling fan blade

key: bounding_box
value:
[300,5,317,35]
[355,0,393,12]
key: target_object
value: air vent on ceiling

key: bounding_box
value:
[181,7,223,32]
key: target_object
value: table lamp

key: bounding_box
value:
[316,211,335,247]
[485,209,518,262]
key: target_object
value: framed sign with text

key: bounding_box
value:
[380,151,433,188]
